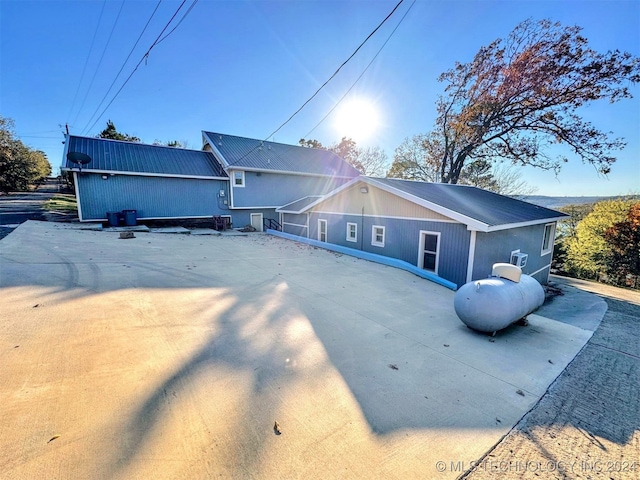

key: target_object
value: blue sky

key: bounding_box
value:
[1,0,638,196]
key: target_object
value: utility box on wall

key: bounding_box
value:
[511,252,528,268]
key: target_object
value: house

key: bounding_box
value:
[61,133,359,228]
[277,176,568,288]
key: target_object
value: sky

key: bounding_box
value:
[1,0,638,197]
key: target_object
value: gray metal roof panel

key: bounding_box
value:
[63,136,227,178]
[370,178,568,227]
[203,132,360,177]
[277,195,323,213]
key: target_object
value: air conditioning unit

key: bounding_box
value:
[511,252,528,268]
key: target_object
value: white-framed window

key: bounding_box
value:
[418,231,440,273]
[371,225,385,247]
[541,223,555,255]
[233,170,245,187]
[346,222,357,242]
[318,219,327,242]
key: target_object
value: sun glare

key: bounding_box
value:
[333,98,380,143]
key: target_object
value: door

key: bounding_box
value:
[250,213,263,232]
[419,231,440,273]
[318,219,327,242]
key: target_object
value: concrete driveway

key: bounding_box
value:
[0,221,592,479]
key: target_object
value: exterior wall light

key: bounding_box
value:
[360,186,368,193]
[101,175,109,180]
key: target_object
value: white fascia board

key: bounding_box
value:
[295,177,362,213]
[202,132,231,168]
[485,218,565,232]
[276,196,323,214]
[60,168,228,181]
[228,205,281,210]
[73,172,83,222]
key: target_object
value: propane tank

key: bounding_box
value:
[454,264,545,333]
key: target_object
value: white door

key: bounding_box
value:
[250,213,263,232]
[318,219,327,242]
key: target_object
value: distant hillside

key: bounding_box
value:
[522,195,639,209]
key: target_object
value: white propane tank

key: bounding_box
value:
[454,265,545,333]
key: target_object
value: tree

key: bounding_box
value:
[299,137,389,176]
[153,139,185,148]
[0,115,52,192]
[564,199,636,281]
[430,18,640,184]
[604,203,640,288]
[387,134,441,182]
[97,120,140,142]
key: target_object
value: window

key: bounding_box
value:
[318,219,327,242]
[541,223,555,255]
[233,170,245,187]
[419,231,440,273]
[346,222,357,242]
[371,225,385,247]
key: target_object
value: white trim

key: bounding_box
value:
[371,225,385,247]
[486,217,564,233]
[541,223,555,255]
[229,205,282,210]
[228,166,355,179]
[250,213,263,232]
[530,264,552,277]
[418,230,440,274]
[61,134,70,170]
[466,230,477,282]
[276,195,323,214]
[346,222,358,243]
[73,171,83,222]
[282,222,308,229]
[61,168,227,181]
[231,170,245,187]
[202,132,231,168]
[312,210,459,223]
[318,219,328,242]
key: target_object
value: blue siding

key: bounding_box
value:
[473,223,555,283]
[232,172,349,208]
[308,212,471,288]
[282,213,309,236]
[77,174,229,220]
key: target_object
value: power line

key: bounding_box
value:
[80,0,164,135]
[72,0,127,128]
[155,0,199,46]
[82,0,197,135]
[264,0,405,142]
[226,0,405,167]
[303,0,416,139]
[66,0,107,123]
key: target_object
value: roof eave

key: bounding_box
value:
[60,167,228,181]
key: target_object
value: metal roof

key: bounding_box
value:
[62,135,227,178]
[295,177,568,232]
[277,196,323,214]
[203,131,360,178]
[368,178,568,229]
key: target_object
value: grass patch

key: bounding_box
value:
[44,195,77,212]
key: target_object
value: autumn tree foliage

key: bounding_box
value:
[429,18,640,184]
[299,137,389,177]
[604,204,640,288]
[0,116,51,192]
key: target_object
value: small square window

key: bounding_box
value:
[541,223,555,255]
[233,171,245,187]
[346,222,357,242]
[371,225,385,247]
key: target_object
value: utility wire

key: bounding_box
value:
[73,0,127,128]
[226,0,405,166]
[81,0,163,135]
[155,0,199,46]
[304,0,416,139]
[66,0,107,123]
[264,0,404,142]
[82,0,196,135]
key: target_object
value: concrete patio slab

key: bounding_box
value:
[148,226,191,234]
[0,221,595,479]
[189,228,221,235]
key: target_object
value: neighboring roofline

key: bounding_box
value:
[294,177,568,232]
[60,167,228,181]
